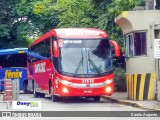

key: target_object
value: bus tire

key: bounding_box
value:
[39,93,45,98]
[51,93,59,102]
[23,81,28,94]
[50,83,58,102]
[93,96,101,102]
[62,97,70,102]
[33,83,39,98]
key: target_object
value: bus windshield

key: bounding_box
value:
[58,39,113,76]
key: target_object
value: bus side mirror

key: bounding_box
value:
[109,40,120,57]
[53,41,59,57]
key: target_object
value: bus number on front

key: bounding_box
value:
[82,79,94,84]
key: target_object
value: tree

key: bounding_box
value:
[0,0,146,48]
[56,0,95,28]
[0,0,36,48]
[90,0,144,49]
[32,0,59,33]
[0,0,58,48]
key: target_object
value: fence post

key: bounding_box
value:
[12,79,19,101]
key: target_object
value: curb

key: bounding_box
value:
[102,96,160,111]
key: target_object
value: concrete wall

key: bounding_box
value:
[115,10,160,100]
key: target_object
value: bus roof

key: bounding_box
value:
[29,28,108,47]
[55,28,108,38]
[0,48,28,55]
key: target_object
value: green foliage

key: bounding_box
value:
[2,0,158,49]
[56,0,95,28]
[114,67,126,92]
[90,0,144,49]
[0,0,36,48]
[22,36,34,47]
[0,24,10,38]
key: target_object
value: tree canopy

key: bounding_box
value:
[0,0,159,49]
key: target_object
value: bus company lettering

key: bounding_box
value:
[35,62,46,73]
[66,30,99,36]
[5,69,22,79]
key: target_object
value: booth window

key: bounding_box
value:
[125,32,147,57]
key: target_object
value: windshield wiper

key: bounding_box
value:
[74,50,84,75]
[87,51,102,75]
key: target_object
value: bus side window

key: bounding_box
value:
[45,38,50,58]
[52,37,57,57]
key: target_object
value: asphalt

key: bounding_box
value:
[102,92,160,111]
[1,92,160,111]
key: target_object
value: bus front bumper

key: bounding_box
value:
[58,83,114,97]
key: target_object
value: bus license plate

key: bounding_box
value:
[84,90,92,94]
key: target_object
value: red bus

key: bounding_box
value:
[27,28,120,102]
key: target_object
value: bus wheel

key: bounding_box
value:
[51,93,59,102]
[33,83,39,98]
[23,81,28,94]
[50,84,58,102]
[39,93,45,98]
[93,96,101,102]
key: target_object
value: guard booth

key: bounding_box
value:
[115,10,160,101]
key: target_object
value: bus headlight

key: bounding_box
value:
[105,86,112,93]
[62,87,69,93]
[104,79,113,84]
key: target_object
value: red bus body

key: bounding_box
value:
[27,28,120,101]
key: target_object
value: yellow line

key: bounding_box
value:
[148,73,155,100]
[133,74,137,100]
[129,74,131,99]
[126,74,129,98]
[131,74,134,99]
[139,74,146,100]
[130,74,132,99]
[128,74,130,99]
[131,75,132,99]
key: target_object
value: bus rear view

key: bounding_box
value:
[28,28,120,102]
[0,48,28,93]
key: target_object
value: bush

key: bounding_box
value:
[114,67,126,92]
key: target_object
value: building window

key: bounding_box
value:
[125,32,147,57]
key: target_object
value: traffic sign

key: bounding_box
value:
[154,39,160,59]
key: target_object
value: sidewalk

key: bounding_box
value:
[103,92,160,111]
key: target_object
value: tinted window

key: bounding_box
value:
[125,32,147,57]
[28,38,50,62]
[0,53,27,67]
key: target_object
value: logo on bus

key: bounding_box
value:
[35,62,46,73]
[5,69,22,79]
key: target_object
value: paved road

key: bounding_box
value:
[1,94,160,120]
[11,94,145,111]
